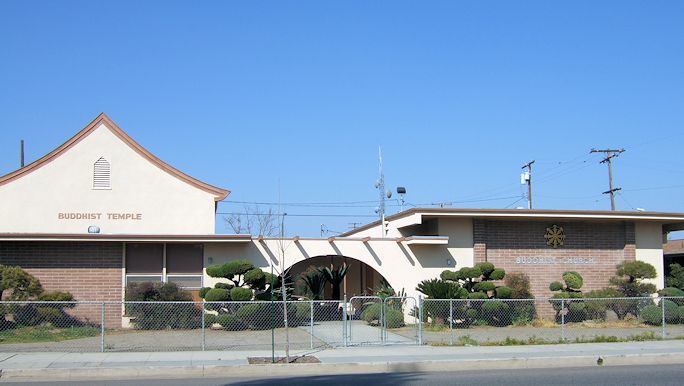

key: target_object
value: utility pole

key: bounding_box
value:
[591,148,625,211]
[521,160,535,209]
[20,140,25,167]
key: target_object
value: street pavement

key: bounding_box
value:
[1,340,684,382]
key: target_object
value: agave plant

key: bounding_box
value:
[320,264,350,300]
[300,269,327,300]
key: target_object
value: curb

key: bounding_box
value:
[2,353,684,381]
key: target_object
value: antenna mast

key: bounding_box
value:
[374,147,391,237]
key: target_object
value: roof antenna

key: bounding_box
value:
[20,140,25,167]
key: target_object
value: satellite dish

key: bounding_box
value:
[374,180,380,188]
[397,186,406,194]
[374,207,380,213]
[386,190,392,199]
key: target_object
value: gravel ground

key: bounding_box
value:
[2,323,684,352]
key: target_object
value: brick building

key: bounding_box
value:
[1,114,684,327]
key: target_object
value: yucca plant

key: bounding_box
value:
[301,270,327,300]
[320,264,350,300]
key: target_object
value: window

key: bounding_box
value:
[93,157,111,189]
[166,244,203,289]
[125,243,203,290]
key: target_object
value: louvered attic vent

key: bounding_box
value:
[93,157,111,189]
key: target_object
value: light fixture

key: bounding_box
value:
[87,225,100,234]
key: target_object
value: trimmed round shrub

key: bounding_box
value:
[660,299,679,323]
[204,288,231,302]
[385,309,405,328]
[640,305,662,325]
[495,286,512,299]
[244,268,266,288]
[230,287,253,301]
[215,282,234,290]
[467,292,487,300]
[489,268,505,281]
[199,287,212,299]
[216,314,247,331]
[475,262,495,277]
[549,281,563,292]
[440,270,459,282]
[563,271,583,290]
[361,303,382,324]
[474,281,496,292]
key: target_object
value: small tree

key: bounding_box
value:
[203,259,277,301]
[0,265,43,300]
[666,263,684,290]
[549,271,585,322]
[609,261,657,297]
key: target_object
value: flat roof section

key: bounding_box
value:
[341,208,684,236]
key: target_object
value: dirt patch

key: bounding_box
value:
[248,356,320,364]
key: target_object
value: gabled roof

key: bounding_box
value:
[0,113,229,201]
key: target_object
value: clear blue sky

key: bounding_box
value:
[1,1,683,237]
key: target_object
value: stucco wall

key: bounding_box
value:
[0,123,217,235]
[635,221,665,289]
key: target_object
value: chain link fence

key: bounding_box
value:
[2,296,683,352]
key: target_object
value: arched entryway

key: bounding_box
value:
[288,255,390,300]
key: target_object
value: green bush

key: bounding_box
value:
[199,287,212,299]
[125,282,200,330]
[563,272,583,290]
[640,305,662,325]
[230,287,253,301]
[235,303,271,329]
[214,282,234,290]
[204,288,231,302]
[495,286,512,299]
[505,272,533,299]
[509,301,536,325]
[481,300,510,326]
[385,308,405,328]
[659,287,684,306]
[216,314,247,331]
[660,299,679,323]
[361,303,382,324]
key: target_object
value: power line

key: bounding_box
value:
[216,212,377,218]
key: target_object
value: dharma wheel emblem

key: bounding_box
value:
[544,225,565,248]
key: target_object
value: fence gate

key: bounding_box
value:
[382,296,419,345]
[347,296,383,345]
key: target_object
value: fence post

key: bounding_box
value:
[560,298,565,341]
[100,301,105,353]
[381,299,385,343]
[662,297,666,340]
[418,295,423,346]
[310,300,314,349]
[449,299,454,346]
[342,295,348,347]
[201,301,206,351]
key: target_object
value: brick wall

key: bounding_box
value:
[0,241,123,327]
[474,220,636,299]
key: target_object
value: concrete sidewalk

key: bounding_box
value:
[2,340,684,382]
